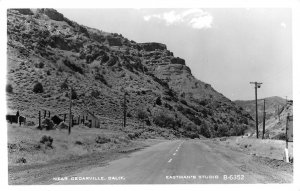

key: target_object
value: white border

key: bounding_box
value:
[0,1,299,191]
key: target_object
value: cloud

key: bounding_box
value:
[143,9,213,30]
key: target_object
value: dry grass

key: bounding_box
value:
[218,136,293,161]
[7,123,132,165]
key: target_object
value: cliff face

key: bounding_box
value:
[6,9,254,138]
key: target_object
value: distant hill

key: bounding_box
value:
[260,101,293,139]
[234,96,286,123]
[6,9,254,138]
[235,96,293,139]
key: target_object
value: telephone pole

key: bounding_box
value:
[278,105,281,121]
[68,87,72,135]
[250,82,262,138]
[262,99,266,139]
[123,91,127,128]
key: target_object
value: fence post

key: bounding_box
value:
[39,111,41,128]
[48,111,50,118]
[44,110,46,119]
[285,113,290,163]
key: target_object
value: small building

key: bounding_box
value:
[75,110,100,128]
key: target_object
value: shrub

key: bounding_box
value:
[184,131,199,139]
[75,140,83,145]
[137,110,148,121]
[40,135,53,148]
[16,157,27,164]
[41,118,55,130]
[95,135,111,144]
[60,79,69,90]
[35,62,44,68]
[26,121,35,126]
[71,88,78,99]
[153,113,176,129]
[91,90,100,98]
[127,132,141,140]
[155,96,162,106]
[199,99,209,106]
[217,124,229,137]
[6,84,13,93]
[33,82,43,93]
[126,112,132,117]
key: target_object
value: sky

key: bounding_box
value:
[57,8,292,101]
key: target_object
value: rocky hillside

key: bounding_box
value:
[6,8,254,138]
[235,96,286,123]
[259,101,293,139]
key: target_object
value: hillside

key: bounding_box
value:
[6,8,254,138]
[234,96,286,123]
[260,101,293,139]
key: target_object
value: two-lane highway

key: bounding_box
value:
[54,139,292,184]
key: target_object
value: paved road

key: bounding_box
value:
[54,139,291,184]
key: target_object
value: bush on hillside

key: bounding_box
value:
[153,113,177,129]
[91,90,100,98]
[60,79,69,90]
[137,110,148,121]
[216,124,230,137]
[155,96,162,106]
[33,82,44,93]
[35,62,44,68]
[6,84,13,93]
[41,118,55,130]
[199,122,211,138]
[95,135,111,144]
[40,135,53,148]
[71,88,78,99]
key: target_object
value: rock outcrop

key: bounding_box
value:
[139,42,167,51]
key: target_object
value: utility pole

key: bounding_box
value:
[262,99,266,139]
[123,91,127,128]
[38,111,41,128]
[278,105,281,121]
[68,87,72,135]
[250,82,262,138]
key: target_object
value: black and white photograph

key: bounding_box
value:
[1,0,299,189]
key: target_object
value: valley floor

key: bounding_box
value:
[52,139,292,184]
[8,126,293,184]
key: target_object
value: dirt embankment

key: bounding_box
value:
[210,136,293,173]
